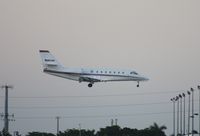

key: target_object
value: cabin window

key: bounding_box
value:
[96,71,98,73]
[109,71,111,74]
[101,71,103,73]
[91,70,93,73]
[118,72,120,74]
[114,72,116,74]
[122,72,125,74]
[105,71,107,74]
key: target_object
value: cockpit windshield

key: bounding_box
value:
[130,71,138,75]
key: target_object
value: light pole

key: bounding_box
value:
[56,116,60,136]
[188,91,191,136]
[183,93,186,136]
[179,94,183,136]
[79,123,81,136]
[176,96,180,135]
[191,88,194,136]
[198,85,200,136]
[171,97,176,136]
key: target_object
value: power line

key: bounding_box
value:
[12,109,200,120]
[0,100,199,110]
[12,108,200,120]
[14,111,173,120]
[0,101,170,109]
[0,90,183,99]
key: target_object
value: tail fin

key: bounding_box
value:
[39,50,63,70]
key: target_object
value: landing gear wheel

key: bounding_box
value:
[137,82,139,87]
[88,83,93,88]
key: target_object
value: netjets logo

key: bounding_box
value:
[45,59,55,62]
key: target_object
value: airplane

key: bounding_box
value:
[39,50,149,87]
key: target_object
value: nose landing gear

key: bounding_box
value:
[137,81,139,87]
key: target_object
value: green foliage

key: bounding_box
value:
[148,122,167,136]
[1,129,11,136]
[97,126,121,136]
[121,127,139,136]
[59,129,95,136]
[192,130,198,134]
[26,123,167,136]
[97,123,166,136]
[26,132,55,136]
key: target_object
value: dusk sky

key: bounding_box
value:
[0,1,200,135]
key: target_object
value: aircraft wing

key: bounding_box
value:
[79,75,101,83]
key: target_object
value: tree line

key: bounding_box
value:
[0,122,167,136]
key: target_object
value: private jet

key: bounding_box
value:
[39,50,149,87]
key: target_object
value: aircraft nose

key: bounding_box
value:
[142,76,149,81]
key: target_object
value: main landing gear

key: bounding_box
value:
[88,83,93,88]
[137,81,140,87]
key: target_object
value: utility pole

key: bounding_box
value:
[56,116,60,136]
[1,84,13,134]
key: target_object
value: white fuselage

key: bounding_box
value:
[44,67,148,83]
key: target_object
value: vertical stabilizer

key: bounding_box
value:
[39,50,63,70]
